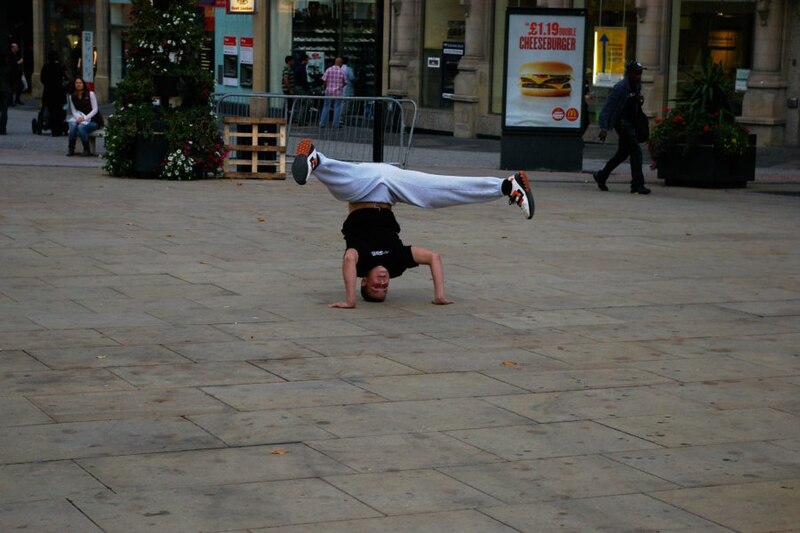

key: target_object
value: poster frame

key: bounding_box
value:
[502,7,588,135]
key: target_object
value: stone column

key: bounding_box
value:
[94,0,109,102]
[634,0,667,118]
[249,8,269,117]
[31,0,45,98]
[739,0,787,145]
[387,0,420,99]
[452,0,489,138]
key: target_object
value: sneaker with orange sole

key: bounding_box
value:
[292,138,319,185]
[508,171,535,219]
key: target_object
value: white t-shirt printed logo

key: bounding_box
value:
[371,250,390,257]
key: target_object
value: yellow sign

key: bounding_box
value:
[593,27,626,87]
[228,0,255,14]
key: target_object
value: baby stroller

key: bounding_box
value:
[32,100,68,136]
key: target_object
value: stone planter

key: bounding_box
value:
[656,135,756,188]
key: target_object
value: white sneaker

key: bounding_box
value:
[292,138,319,185]
[508,171,534,219]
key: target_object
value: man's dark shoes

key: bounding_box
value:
[292,138,319,185]
[630,184,651,195]
[593,171,608,191]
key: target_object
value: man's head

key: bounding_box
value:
[625,60,643,83]
[285,55,294,66]
[10,43,19,54]
[360,266,390,302]
[334,56,343,67]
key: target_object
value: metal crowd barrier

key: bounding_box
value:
[215,93,417,168]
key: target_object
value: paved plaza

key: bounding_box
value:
[1,102,800,531]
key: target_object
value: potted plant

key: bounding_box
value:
[103,0,226,180]
[648,59,755,188]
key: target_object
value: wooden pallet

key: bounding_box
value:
[223,117,286,179]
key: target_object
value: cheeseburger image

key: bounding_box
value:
[518,61,573,97]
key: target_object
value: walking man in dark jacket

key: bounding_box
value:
[594,60,650,194]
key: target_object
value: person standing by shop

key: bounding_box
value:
[341,56,356,97]
[40,51,68,136]
[0,52,13,134]
[593,60,651,195]
[66,77,103,156]
[9,42,25,105]
[320,57,346,128]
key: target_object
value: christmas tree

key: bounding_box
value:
[104,0,225,179]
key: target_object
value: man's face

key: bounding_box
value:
[627,70,642,84]
[11,43,19,54]
[362,266,390,301]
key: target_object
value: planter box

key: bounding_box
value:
[656,135,756,189]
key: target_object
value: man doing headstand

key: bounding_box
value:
[292,138,534,308]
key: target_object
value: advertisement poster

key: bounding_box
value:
[81,31,94,86]
[306,51,325,89]
[222,36,238,86]
[503,9,586,130]
[239,37,253,88]
[593,27,626,87]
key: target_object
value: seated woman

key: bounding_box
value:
[66,76,103,156]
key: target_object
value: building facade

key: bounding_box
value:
[20,0,800,146]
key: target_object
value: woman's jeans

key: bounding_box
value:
[68,120,99,143]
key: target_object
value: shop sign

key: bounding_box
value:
[228,0,255,14]
[503,8,587,130]
[593,26,626,88]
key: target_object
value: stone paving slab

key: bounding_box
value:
[447,422,661,461]
[27,344,193,369]
[0,499,104,532]
[203,379,386,410]
[78,444,354,490]
[600,408,800,447]
[252,509,518,532]
[650,479,800,532]
[254,354,421,380]
[307,432,504,473]
[0,461,109,504]
[606,441,800,487]
[70,478,381,532]
[484,385,712,423]
[323,469,504,515]
[442,454,677,504]
[290,398,534,438]
[187,410,335,446]
[480,493,732,532]
[28,388,233,422]
[0,418,223,464]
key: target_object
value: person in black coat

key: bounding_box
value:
[0,52,13,134]
[40,51,67,136]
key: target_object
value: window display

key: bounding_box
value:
[291,1,377,96]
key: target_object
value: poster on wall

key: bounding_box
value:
[239,37,253,87]
[223,35,238,86]
[593,27,626,87]
[503,8,586,131]
[81,31,94,88]
[306,51,325,91]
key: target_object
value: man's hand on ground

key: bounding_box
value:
[329,301,356,309]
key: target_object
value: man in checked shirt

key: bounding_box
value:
[319,57,347,128]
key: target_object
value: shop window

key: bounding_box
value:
[421,0,464,109]
[290,1,378,96]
